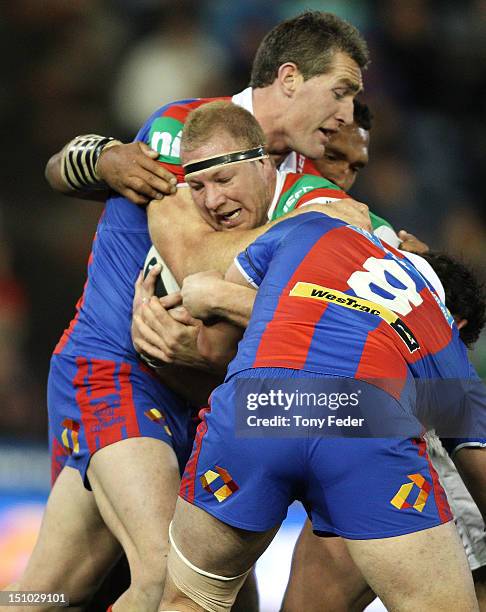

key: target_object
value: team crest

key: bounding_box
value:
[61,418,80,455]
[200,466,239,503]
[145,408,172,437]
[390,473,431,512]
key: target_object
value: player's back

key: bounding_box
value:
[230,212,469,402]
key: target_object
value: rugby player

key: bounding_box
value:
[280,103,486,612]
[156,102,484,611]
[14,12,370,612]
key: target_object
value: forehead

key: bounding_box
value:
[321,51,363,92]
[181,131,242,166]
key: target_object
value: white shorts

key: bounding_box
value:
[426,432,486,571]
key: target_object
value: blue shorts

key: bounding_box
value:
[180,368,452,540]
[48,353,197,487]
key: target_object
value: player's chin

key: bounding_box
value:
[297,138,326,160]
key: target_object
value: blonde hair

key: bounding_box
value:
[181,101,266,154]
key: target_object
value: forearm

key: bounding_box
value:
[148,194,270,282]
[45,137,113,201]
[149,196,371,284]
[45,149,72,194]
[209,285,256,327]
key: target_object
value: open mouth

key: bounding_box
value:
[216,208,242,226]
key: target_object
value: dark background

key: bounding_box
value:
[0,0,484,440]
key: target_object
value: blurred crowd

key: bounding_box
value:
[0,0,485,440]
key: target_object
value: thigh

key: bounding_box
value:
[87,436,181,559]
[171,498,278,578]
[454,447,486,522]
[17,466,121,608]
[282,520,374,612]
[345,522,478,611]
[161,499,278,612]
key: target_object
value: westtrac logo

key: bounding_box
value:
[290,281,420,353]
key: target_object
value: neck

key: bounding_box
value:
[252,86,291,158]
[265,167,278,210]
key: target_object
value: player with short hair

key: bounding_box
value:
[17,12,370,611]
[155,106,484,610]
[128,100,485,611]
[280,107,486,612]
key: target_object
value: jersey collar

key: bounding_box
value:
[231,87,254,115]
[266,169,288,221]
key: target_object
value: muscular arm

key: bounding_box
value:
[147,188,269,282]
[148,189,371,284]
[183,263,256,367]
[45,139,177,205]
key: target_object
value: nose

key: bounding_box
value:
[204,184,226,211]
[336,97,354,126]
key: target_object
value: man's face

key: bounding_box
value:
[313,122,369,192]
[182,132,273,231]
[284,51,363,160]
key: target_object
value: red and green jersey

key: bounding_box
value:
[136,87,400,245]
[267,171,398,243]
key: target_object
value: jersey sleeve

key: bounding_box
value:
[134,98,226,185]
[235,212,330,287]
[235,237,276,288]
[370,212,400,247]
[234,219,297,287]
[134,104,187,184]
[270,174,347,220]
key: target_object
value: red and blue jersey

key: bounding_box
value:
[53,96,230,361]
[231,212,471,403]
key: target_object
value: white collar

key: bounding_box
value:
[231,87,254,115]
[266,169,288,221]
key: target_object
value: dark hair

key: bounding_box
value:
[353,99,373,131]
[422,252,486,348]
[250,11,369,88]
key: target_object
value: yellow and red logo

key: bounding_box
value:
[61,418,80,455]
[200,466,239,503]
[145,408,172,437]
[390,473,431,512]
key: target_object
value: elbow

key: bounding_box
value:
[45,152,70,194]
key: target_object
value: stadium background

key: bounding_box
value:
[0,1,484,608]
